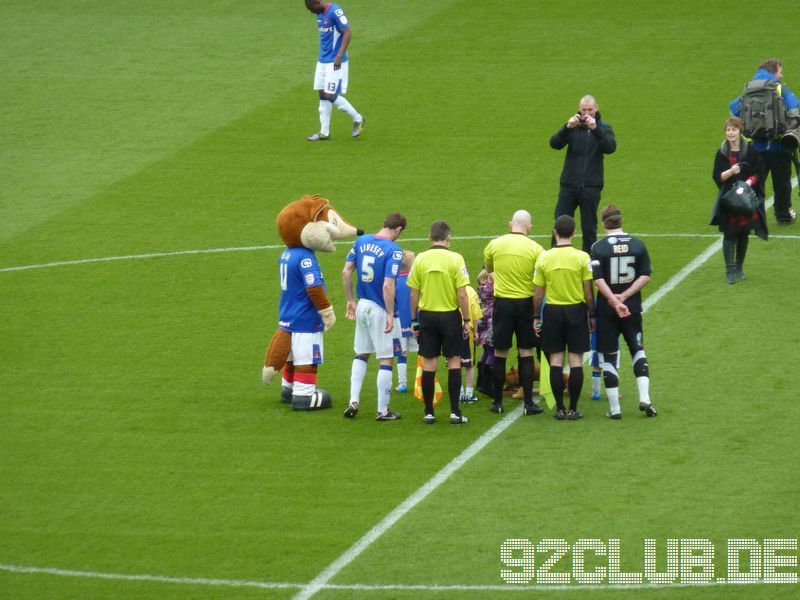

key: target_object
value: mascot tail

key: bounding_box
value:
[262,329,291,385]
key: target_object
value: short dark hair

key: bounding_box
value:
[553,215,576,239]
[759,58,782,74]
[601,205,623,229]
[384,212,407,231]
[429,220,451,242]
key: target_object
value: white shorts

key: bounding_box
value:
[313,61,349,95]
[288,331,324,366]
[399,335,419,353]
[354,299,396,359]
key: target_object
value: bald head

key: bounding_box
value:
[510,210,532,233]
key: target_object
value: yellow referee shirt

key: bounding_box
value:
[407,247,470,312]
[533,245,592,305]
[483,233,544,298]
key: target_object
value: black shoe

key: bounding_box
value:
[554,409,567,420]
[490,402,505,414]
[523,402,544,415]
[567,410,583,420]
[280,386,292,404]
[375,410,401,421]
[639,402,657,417]
[726,269,736,285]
[606,411,622,420]
[736,267,745,281]
[343,402,359,418]
[423,413,435,424]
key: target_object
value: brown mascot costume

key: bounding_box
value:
[262,195,362,410]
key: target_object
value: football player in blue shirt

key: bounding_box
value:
[305,0,365,141]
[393,250,418,393]
[341,213,407,420]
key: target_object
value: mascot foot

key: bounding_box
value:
[262,366,278,385]
[281,386,292,404]
[291,389,333,411]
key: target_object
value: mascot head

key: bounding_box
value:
[276,194,363,252]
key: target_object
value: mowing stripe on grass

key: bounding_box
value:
[2,232,799,274]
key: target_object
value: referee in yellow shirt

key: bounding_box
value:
[533,215,595,420]
[408,221,471,425]
[483,210,545,416]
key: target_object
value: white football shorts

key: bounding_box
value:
[354,299,395,358]
[391,318,419,353]
[288,331,324,366]
[400,335,419,354]
[313,60,349,95]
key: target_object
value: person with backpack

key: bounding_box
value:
[730,59,799,225]
[711,117,769,284]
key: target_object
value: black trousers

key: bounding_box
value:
[554,185,602,253]
[760,150,793,221]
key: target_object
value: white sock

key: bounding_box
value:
[350,357,367,404]
[636,376,650,405]
[606,387,621,414]
[397,361,407,386]
[318,100,333,135]
[592,370,602,394]
[465,386,474,397]
[281,376,292,390]
[377,366,393,413]
[334,95,360,121]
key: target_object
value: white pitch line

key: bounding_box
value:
[0,563,298,590]
[3,231,798,274]
[0,563,767,593]
[293,404,526,600]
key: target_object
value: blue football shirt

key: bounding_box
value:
[315,3,350,63]
[346,234,402,310]
[278,248,325,333]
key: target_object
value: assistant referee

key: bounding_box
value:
[533,215,595,420]
[408,220,471,425]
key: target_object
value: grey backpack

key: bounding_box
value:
[741,79,787,140]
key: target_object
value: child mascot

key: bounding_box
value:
[262,194,362,410]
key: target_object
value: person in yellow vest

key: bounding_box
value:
[483,210,545,416]
[533,215,595,420]
[408,221,471,424]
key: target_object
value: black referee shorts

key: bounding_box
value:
[540,303,590,354]
[418,309,463,358]
[492,296,537,351]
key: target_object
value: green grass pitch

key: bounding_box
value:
[2,1,800,598]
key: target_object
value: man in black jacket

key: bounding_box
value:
[550,95,617,253]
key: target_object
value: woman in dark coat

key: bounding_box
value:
[712,117,769,284]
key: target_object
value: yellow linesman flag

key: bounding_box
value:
[413,356,443,407]
[537,356,556,410]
